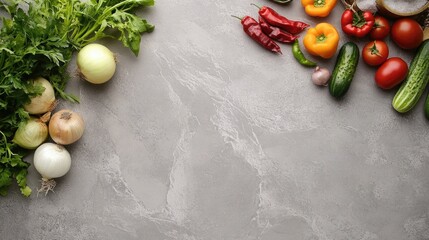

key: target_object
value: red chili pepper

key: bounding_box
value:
[232,15,282,54]
[258,16,298,43]
[341,9,375,38]
[252,4,309,35]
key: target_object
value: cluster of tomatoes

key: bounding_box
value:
[361,16,424,89]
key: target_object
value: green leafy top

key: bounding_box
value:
[0,0,154,197]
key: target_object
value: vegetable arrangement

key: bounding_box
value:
[233,1,429,117]
[0,0,154,197]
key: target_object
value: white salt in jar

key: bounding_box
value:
[375,0,429,18]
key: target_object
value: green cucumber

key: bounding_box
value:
[392,40,429,113]
[329,42,359,98]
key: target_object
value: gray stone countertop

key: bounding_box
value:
[1,1,429,239]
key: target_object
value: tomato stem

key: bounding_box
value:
[370,41,383,57]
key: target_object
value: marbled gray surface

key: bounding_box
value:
[1,1,429,239]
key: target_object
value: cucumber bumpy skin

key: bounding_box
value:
[392,40,429,113]
[328,42,359,99]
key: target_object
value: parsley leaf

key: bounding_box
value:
[0,0,154,197]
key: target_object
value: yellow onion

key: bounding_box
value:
[49,109,85,145]
[77,43,116,84]
[24,77,56,114]
[13,117,48,149]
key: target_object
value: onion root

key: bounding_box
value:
[37,177,57,196]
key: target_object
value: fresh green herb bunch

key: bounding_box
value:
[0,0,154,197]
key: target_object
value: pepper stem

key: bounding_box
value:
[349,1,362,22]
[250,3,262,9]
[317,34,327,42]
[231,15,243,21]
[314,0,326,7]
[341,0,352,9]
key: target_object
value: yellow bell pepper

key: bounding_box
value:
[301,0,337,17]
[303,23,339,59]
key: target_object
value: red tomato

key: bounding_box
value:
[375,57,408,89]
[391,18,423,49]
[370,16,390,40]
[362,40,389,66]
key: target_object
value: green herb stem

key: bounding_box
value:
[0,0,154,197]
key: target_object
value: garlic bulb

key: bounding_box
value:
[311,66,331,86]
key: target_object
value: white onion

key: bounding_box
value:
[34,143,71,179]
[24,77,56,114]
[33,143,71,195]
[77,43,116,84]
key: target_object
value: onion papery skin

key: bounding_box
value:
[34,143,71,179]
[49,109,85,145]
[24,77,56,114]
[12,117,48,149]
[77,43,116,84]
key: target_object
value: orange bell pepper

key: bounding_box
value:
[303,23,339,59]
[301,0,337,17]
